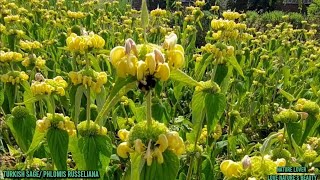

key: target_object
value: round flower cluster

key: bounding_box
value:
[0,51,23,63]
[194,0,205,7]
[67,10,86,19]
[220,155,286,179]
[274,109,299,123]
[21,54,46,69]
[199,126,208,144]
[68,70,107,93]
[11,106,29,119]
[294,98,320,116]
[0,71,29,84]
[302,149,318,163]
[110,33,184,90]
[0,24,6,33]
[19,40,42,51]
[4,15,20,23]
[211,19,237,31]
[36,113,76,136]
[301,144,319,163]
[222,11,241,20]
[195,80,221,93]
[28,158,46,170]
[31,76,68,96]
[150,8,166,17]
[77,120,107,137]
[116,120,185,166]
[186,143,203,153]
[307,137,320,151]
[201,43,234,63]
[198,125,222,143]
[211,6,220,11]
[66,32,105,53]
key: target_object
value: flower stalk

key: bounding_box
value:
[146,91,152,127]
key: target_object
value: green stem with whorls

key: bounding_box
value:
[186,115,204,180]
[50,95,56,119]
[146,91,152,127]
[84,53,91,128]
[86,86,91,128]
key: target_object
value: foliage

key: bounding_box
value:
[0,0,319,179]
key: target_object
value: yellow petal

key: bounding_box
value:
[127,55,138,76]
[154,48,165,64]
[155,63,170,81]
[168,50,185,69]
[220,160,232,175]
[117,142,132,159]
[174,44,184,54]
[163,32,177,50]
[226,162,242,178]
[145,53,156,74]
[156,134,168,152]
[276,158,286,167]
[118,129,129,141]
[136,60,147,81]
[134,139,145,153]
[115,60,127,78]
[110,46,126,66]
[153,148,164,164]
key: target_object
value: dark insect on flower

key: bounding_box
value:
[138,75,156,92]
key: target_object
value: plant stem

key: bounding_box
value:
[86,87,91,127]
[51,96,55,119]
[186,113,204,180]
[14,84,18,103]
[146,91,152,127]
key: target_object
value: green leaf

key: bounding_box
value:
[74,85,85,125]
[130,152,143,180]
[95,135,112,157]
[170,69,200,87]
[96,86,106,111]
[140,150,179,180]
[260,132,280,155]
[195,54,211,81]
[26,127,46,156]
[314,155,320,164]
[5,84,15,110]
[152,102,169,123]
[227,56,244,78]
[21,81,35,114]
[213,64,229,85]
[47,128,69,170]
[88,53,102,72]
[290,134,303,158]
[68,136,86,170]
[205,93,226,134]
[173,82,184,101]
[95,77,136,124]
[300,115,318,145]
[279,89,295,102]
[191,91,206,143]
[6,114,36,153]
[228,135,237,157]
[82,136,99,170]
[286,122,302,144]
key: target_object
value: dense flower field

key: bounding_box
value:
[0,0,319,179]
